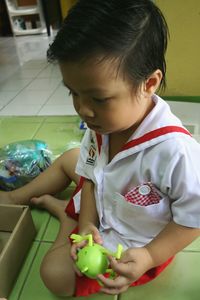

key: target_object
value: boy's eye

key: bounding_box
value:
[68,90,78,97]
[68,88,110,103]
[92,97,110,103]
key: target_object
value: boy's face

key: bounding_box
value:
[60,57,154,136]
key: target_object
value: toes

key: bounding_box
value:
[30,195,67,218]
[30,195,50,207]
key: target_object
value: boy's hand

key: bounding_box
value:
[98,247,154,295]
[79,222,103,245]
[70,223,103,276]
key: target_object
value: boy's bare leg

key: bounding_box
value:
[0,148,80,205]
[0,148,80,294]
[37,195,78,296]
[0,148,80,295]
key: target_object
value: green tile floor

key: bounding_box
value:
[0,116,200,300]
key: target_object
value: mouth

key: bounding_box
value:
[81,118,102,131]
[86,122,100,129]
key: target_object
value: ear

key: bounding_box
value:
[144,69,163,96]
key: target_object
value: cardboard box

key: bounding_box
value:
[0,204,36,298]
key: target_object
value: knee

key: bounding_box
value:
[40,258,75,297]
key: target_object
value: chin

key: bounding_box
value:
[90,127,107,134]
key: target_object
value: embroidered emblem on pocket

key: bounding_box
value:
[125,182,161,206]
[86,136,97,166]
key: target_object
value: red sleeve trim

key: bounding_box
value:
[65,176,85,220]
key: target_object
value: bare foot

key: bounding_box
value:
[0,190,14,205]
[30,195,67,220]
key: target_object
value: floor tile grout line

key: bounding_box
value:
[34,213,52,243]
[15,211,53,296]
[14,241,41,300]
[0,62,58,115]
[36,81,62,116]
[182,249,200,253]
[0,73,42,111]
[32,61,49,78]
[32,62,62,115]
[2,115,47,141]
[14,214,53,296]
[30,116,47,139]
[0,85,31,112]
[34,239,54,244]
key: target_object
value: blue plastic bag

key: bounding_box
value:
[0,140,52,191]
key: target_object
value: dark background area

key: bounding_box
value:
[0,0,62,36]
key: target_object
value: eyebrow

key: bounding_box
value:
[62,80,110,94]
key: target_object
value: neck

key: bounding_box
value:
[108,97,155,161]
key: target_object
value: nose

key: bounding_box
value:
[75,98,95,118]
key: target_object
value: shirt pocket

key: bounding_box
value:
[107,187,172,242]
[124,182,162,206]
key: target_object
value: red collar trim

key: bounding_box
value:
[121,126,191,152]
[95,133,102,154]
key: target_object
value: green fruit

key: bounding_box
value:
[76,244,109,279]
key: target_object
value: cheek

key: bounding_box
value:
[72,98,80,112]
[101,111,120,127]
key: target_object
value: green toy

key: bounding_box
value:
[70,233,123,279]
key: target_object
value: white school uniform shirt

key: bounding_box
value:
[74,95,200,251]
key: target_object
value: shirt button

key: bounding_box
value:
[139,184,151,195]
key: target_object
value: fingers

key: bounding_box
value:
[80,225,103,245]
[72,261,83,277]
[97,248,152,295]
[97,257,133,295]
[100,284,129,295]
[70,240,87,260]
[70,241,87,277]
[98,274,130,295]
[70,227,103,278]
[70,227,102,261]
[92,227,103,244]
[97,256,137,295]
[108,256,134,279]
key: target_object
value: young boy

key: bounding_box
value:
[1,0,200,297]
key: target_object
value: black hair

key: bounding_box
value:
[47,0,169,90]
